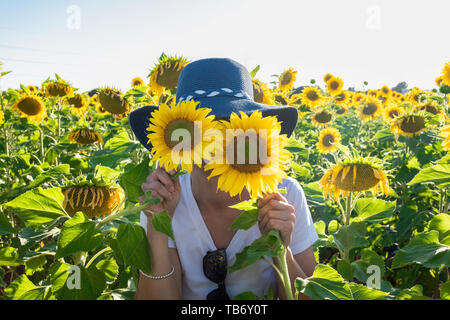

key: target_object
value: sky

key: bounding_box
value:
[0,0,449,93]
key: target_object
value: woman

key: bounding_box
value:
[129,58,318,300]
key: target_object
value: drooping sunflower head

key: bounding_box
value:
[62,185,125,218]
[146,100,216,173]
[358,97,382,122]
[98,87,132,119]
[66,93,88,116]
[317,127,341,154]
[68,128,103,145]
[383,105,404,122]
[391,112,427,137]
[12,94,47,124]
[45,80,73,98]
[441,62,450,86]
[252,79,273,105]
[278,68,297,92]
[312,108,334,127]
[204,111,292,200]
[131,77,145,88]
[149,54,189,93]
[414,101,442,116]
[320,158,389,201]
[406,87,423,105]
[326,76,344,96]
[300,86,324,109]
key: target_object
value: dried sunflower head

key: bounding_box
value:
[45,80,73,97]
[68,128,103,145]
[98,87,132,119]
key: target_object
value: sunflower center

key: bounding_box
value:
[333,164,380,192]
[322,134,335,147]
[388,110,399,119]
[18,97,43,116]
[336,107,346,115]
[422,104,439,115]
[314,110,332,123]
[155,62,185,89]
[99,91,129,114]
[68,96,84,108]
[329,81,339,90]
[335,93,346,102]
[164,119,196,149]
[280,72,292,86]
[229,135,265,173]
[253,83,264,103]
[306,90,319,101]
[363,103,378,115]
[399,116,425,133]
[274,95,288,105]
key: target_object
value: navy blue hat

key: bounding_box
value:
[129,58,298,151]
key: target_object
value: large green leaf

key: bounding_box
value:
[151,211,174,240]
[28,164,70,189]
[116,223,152,273]
[4,274,41,300]
[428,214,450,244]
[333,222,369,254]
[55,212,103,259]
[4,187,69,229]
[348,283,388,300]
[230,209,259,231]
[119,155,151,203]
[0,212,16,235]
[0,247,22,266]
[229,230,283,273]
[50,262,106,300]
[408,163,450,188]
[391,230,450,269]
[353,198,396,223]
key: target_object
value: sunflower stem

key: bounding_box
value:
[344,192,352,226]
[39,127,45,161]
[85,247,111,269]
[276,245,294,300]
[57,100,62,137]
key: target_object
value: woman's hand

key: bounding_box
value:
[139,167,181,218]
[257,193,296,246]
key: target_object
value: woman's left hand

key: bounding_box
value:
[257,193,296,246]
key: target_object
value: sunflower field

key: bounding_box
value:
[0,55,449,300]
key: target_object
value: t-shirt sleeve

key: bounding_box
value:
[285,179,318,255]
[140,211,177,248]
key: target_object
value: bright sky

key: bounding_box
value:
[0,0,449,93]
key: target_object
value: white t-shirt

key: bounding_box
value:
[140,173,318,300]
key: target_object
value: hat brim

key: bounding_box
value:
[128,97,298,152]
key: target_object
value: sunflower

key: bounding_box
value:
[66,94,88,116]
[383,105,404,122]
[131,77,145,88]
[300,86,324,109]
[334,90,351,107]
[317,127,341,154]
[252,79,273,104]
[98,88,132,119]
[320,158,389,201]
[45,80,73,98]
[312,109,333,127]
[326,76,344,96]
[358,97,382,122]
[323,73,334,83]
[149,54,189,97]
[414,101,442,116]
[27,85,38,94]
[289,93,302,106]
[380,86,391,97]
[95,103,108,115]
[336,105,348,116]
[204,111,291,200]
[68,128,103,145]
[406,87,423,105]
[391,113,427,137]
[435,76,443,87]
[439,124,450,151]
[146,100,216,173]
[0,108,4,126]
[352,92,367,106]
[273,90,289,105]
[278,68,297,92]
[12,95,47,124]
[62,185,125,218]
[441,62,450,86]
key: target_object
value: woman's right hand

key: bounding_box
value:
[139,167,181,219]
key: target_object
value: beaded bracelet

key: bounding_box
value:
[140,266,174,280]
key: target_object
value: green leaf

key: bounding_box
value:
[250,65,260,78]
[333,222,369,254]
[348,283,388,300]
[4,275,39,300]
[233,291,261,300]
[229,230,283,273]
[28,164,70,189]
[119,155,151,203]
[229,200,258,211]
[4,187,69,229]
[151,211,174,240]
[55,212,103,259]
[96,258,119,282]
[328,220,340,234]
[337,259,353,281]
[408,163,450,188]
[295,264,353,300]
[391,230,450,269]
[441,281,450,300]
[93,165,121,186]
[0,212,17,235]
[230,209,258,231]
[50,262,106,300]
[428,214,450,244]
[0,247,22,266]
[353,198,396,223]
[116,223,152,273]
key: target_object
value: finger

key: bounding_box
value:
[154,168,175,192]
[143,180,172,200]
[257,193,278,208]
[259,199,295,216]
[259,209,294,232]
